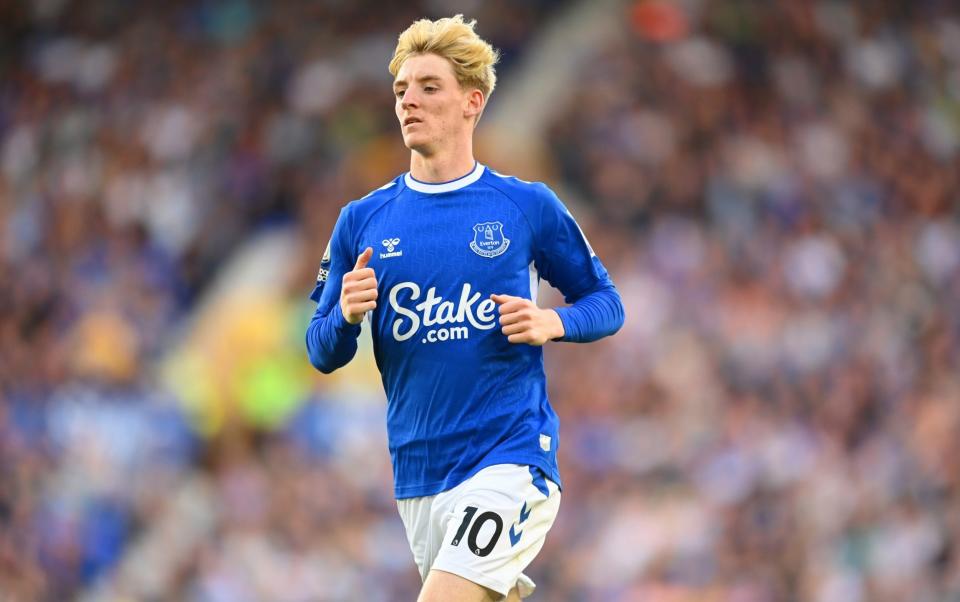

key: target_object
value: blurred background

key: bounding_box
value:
[1,0,959,600]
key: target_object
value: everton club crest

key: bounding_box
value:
[470,221,510,258]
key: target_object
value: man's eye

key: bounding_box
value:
[424,87,437,93]
[395,90,405,98]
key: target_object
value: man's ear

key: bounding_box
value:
[464,88,485,120]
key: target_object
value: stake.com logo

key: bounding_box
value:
[388,282,497,344]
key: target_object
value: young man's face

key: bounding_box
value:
[393,53,480,156]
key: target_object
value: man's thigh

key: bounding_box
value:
[418,569,520,602]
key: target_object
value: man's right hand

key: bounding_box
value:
[340,247,378,325]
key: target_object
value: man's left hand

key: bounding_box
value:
[490,294,565,346]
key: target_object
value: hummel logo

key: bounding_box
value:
[380,237,402,259]
[509,502,532,547]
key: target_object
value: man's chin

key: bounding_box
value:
[403,137,431,154]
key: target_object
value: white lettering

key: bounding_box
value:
[477,299,496,324]
[421,326,469,344]
[455,283,481,323]
[436,300,455,324]
[390,282,421,341]
[417,287,444,326]
[389,281,499,342]
[453,283,496,331]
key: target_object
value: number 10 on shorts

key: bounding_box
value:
[451,506,504,557]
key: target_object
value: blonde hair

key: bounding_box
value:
[389,15,499,100]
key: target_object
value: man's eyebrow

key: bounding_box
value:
[393,75,443,88]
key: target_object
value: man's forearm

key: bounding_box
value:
[552,284,624,343]
[306,303,362,373]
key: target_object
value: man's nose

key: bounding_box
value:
[401,90,418,108]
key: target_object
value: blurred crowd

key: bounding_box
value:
[1,0,959,601]
[544,0,960,600]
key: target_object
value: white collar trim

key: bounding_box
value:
[404,163,484,194]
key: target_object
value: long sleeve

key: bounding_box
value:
[553,282,624,343]
[531,185,625,343]
[305,206,362,373]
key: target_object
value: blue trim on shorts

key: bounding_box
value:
[529,466,550,498]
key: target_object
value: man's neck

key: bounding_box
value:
[409,146,476,183]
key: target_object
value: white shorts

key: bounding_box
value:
[397,464,561,599]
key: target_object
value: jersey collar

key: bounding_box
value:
[404,162,485,194]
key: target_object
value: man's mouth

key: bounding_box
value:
[403,117,422,126]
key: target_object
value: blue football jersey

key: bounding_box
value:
[306,163,623,499]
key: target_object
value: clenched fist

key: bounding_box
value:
[340,247,378,325]
[490,294,565,346]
